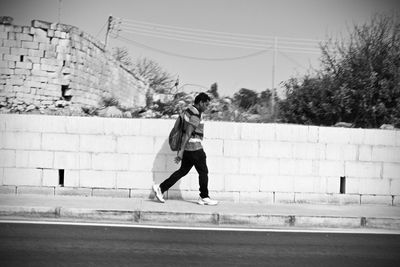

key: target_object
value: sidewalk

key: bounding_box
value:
[1,194,400,231]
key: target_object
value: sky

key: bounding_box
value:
[1,0,399,97]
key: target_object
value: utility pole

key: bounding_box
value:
[105,15,113,49]
[271,36,278,112]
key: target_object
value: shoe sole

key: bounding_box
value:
[152,185,165,203]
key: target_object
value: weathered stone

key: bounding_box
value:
[98,106,123,118]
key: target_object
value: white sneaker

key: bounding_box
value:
[198,197,218,206]
[152,184,165,203]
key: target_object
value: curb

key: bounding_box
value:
[1,206,400,230]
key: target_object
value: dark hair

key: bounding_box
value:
[194,92,211,104]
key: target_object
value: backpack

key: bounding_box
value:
[168,114,185,151]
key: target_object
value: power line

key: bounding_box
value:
[119,28,274,50]
[116,35,271,61]
[115,19,321,53]
[95,19,108,39]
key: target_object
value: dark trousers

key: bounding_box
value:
[160,149,209,198]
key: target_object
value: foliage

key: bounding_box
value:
[112,47,133,68]
[279,13,400,128]
[133,57,175,93]
[234,88,259,109]
[208,82,219,98]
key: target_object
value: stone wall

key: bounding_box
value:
[0,19,147,113]
[1,114,399,205]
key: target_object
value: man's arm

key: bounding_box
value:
[175,124,195,163]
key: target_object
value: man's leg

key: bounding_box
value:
[193,149,209,199]
[160,151,193,194]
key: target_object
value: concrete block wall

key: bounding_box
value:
[1,114,399,205]
[0,20,147,109]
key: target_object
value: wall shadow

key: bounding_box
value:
[150,138,182,200]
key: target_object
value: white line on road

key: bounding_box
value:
[1,219,399,235]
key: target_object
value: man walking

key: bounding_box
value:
[152,92,218,205]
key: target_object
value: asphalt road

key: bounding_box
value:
[0,222,399,267]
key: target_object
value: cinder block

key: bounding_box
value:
[318,161,345,177]
[276,124,309,142]
[223,140,258,157]
[325,176,341,194]
[64,170,80,187]
[153,137,172,154]
[202,139,223,156]
[55,187,91,197]
[390,179,400,195]
[206,121,241,140]
[208,174,225,191]
[80,135,116,152]
[292,143,326,160]
[345,162,381,178]
[117,136,154,154]
[16,61,33,69]
[224,174,260,192]
[371,147,400,163]
[2,132,41,150]
[65,116,104,134]
[240,123,275,141]
[239,158,279,175]
[140,119,171,137]
[279,159,313,176]
[345,177,360,194]
[364,129,396,146]
[103,118,141,136]
[42,133,79,151]
[393,195,400,206]
[383,163,400,179]
[42,169,59,186]
[0,185,17,194]
[325,144,357,160]
[16,150,54,169]
[17,186,54,195]
[3,168,42,186]
[207,156,239,174]
[131,154,166,172]
[116,171,153,189]
[359,178,390,195]
[0,150,15,167]
[319,127,364,144]
[260,175,294,192]
[78,153,91,169]
[360,194,393,205]
[79,170,116,188]
[294,176,326,193]
[54,152,79,169]
[259,141,292,158]
[359,145,372,161]
[21,41,39,49]
[396,131,400,146]
[92,153,129,171]
[274,192,295,203]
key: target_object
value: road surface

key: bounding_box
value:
[0,222,399,266]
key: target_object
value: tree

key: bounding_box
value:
[279,13,400,128]
[208,82,219,98]
[133,57,175,93]
[112,47,133,68]
[234,88,258,109]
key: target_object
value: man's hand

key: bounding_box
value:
[174,150,184,164]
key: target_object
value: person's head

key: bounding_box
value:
[194,92,211,112]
